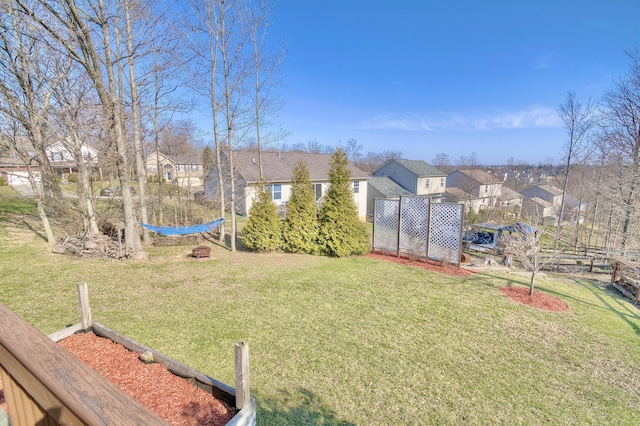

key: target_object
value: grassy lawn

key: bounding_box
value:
[1,209,640,424]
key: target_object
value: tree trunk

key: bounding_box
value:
[529,270,537,296]
[124,0,150,244]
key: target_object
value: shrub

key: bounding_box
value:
[0,176,6,186]
[242,179,283,252]
[317,148,368,257]
[282,161,320,254]
[68,173,78,183]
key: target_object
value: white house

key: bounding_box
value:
[204,150,369,220]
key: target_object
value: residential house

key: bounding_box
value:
[203,150,369,219]
[445,169,522,216]
[520,184,585,222]
[46,140,100,180]
[0,138,99,185]
[145,151,203,187]
[368,159,447,215]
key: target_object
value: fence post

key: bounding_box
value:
[76,282,92,330]
[396,197,402,257]
[235,340,250,410]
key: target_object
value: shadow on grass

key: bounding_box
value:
[475,270,640,335]
[256,387,355,425]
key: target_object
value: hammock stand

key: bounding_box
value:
[139,218,224,236]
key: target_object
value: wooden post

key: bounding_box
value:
[589,257,595,273]
[234,340,250,410]
[76,282,92,330]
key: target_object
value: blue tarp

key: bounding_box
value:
[139,218,224,236]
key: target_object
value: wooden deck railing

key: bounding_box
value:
[0,301,168,425]
[1,282,255,426]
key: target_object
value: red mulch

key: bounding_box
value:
[58,332,236,425]
[500,286,569,312]
[365,251,476,277]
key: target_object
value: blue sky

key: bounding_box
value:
[264,0,639,165]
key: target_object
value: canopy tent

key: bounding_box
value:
[139,218,224,236]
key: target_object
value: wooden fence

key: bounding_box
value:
[0,282,255,426]
[611,261,640,304]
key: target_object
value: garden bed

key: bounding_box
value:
[58,331,235,425]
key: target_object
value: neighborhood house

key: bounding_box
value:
[204,151,369,220]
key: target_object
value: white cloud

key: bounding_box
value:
[358,106,562,132]
[534,52,555,70]
[359,113,434,131]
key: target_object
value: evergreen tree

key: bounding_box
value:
[282,161,319,253]
[242,179,283,252]
[203,146,214,174]
[318,148,369,256]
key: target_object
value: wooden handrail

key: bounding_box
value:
[0,302,168,425]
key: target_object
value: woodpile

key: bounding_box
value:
[51,233,122,259]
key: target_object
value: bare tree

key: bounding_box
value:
[20,0,144,254]
[0,1,64,243]
[346,138,362,164]
[553,91,595,257]
[600,50,640,254]
[50,64,101,235]
[502,221,554,296]
[245,0,283,178]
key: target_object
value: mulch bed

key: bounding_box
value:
[58,332,237,425]
[500,286,569,312]
[365,251,476,277]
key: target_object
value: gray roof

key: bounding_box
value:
[498,186,523,201]
[444,187,474,202]
[230,150,369,183]
[368,176,412,197]
[383,159,446,177]
[454,169,503,185]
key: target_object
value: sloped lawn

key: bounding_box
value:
[1,215,640,424]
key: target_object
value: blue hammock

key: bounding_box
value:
[139,218,224,236]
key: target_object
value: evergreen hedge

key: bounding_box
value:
[282,161,319,254]
[318,148,368,257]
[242,179,283,252]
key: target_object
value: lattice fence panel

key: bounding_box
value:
[399,196,430,256]
[427,203,464,264]
[373,198,400,252]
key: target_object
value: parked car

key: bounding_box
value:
[100,186,136,197]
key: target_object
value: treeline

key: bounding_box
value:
[0,0,285,254]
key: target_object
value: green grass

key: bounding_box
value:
[2,213,640,424]
[0,186,37,218]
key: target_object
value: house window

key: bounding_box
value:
[191,164,199,172]
[425,178,430,188]
[440,177,445,187]
[353,180,359,194]
[52,152,63,161]
[267,184,281,200]
[314,183,322,201]
[177,164,186,172]
[26,150,35,157]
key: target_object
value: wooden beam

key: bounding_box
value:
[235,340,250,410]
[0,302,168,425]
[77,282,92,329]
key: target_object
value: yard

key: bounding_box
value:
[1,199,640,424]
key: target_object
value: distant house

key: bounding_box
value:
[46,140,100,180]
[368,159,447,214]
[145,151,203,187]
[520,184,563,209]
[0,138,99,185]
[520,184,586,222]
[445,169,504,213]
[203,150,369,219]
